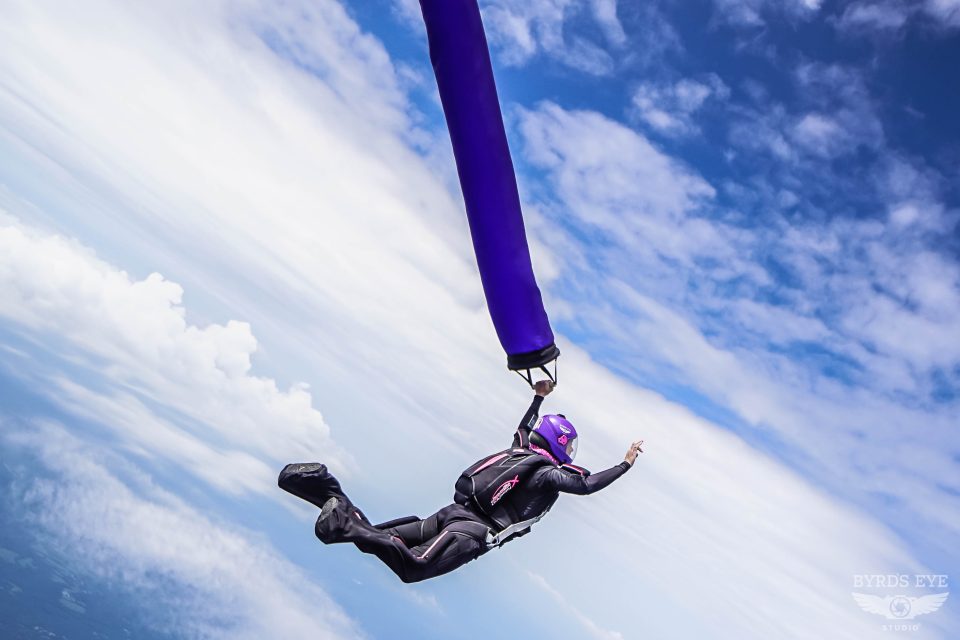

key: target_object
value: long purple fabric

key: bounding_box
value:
[419,0,559,370]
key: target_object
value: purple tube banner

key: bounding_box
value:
[419,0,559,371]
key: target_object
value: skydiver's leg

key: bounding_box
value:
[317,502,491,583]
[381,510,443,547]
[278,463,345,509]
[399,517,490,581]
[278,462,372,523]
[315,500,427,581]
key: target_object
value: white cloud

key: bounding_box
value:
[518,102,716,239]
[833,0,960,33]
[514,100,960,572]
[8,422,361,640]
[514,345,945,640]
[391,0,423,28]
[0,0,502,468]
[835,0,913,32]
[526,571,624,640]
[0,0,957,638]
[632,75,729,137]
[924,0,960,25]
[0,219,351,495]
[590,0,627,46]
[795,64,884,136]
[711,0,823,27]
[791,112,845,156]
[731,65,877,162]
[480,0,624,75]
[729,64,885,162]
[729,111,796,161]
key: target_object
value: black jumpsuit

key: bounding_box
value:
[313,395,631,583]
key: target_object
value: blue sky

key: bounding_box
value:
[0,0,958,638]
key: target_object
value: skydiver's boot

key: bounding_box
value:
[314,497,341,544]
[314,496,386,545]
[278,463,345,509]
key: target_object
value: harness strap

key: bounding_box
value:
[484,509,550,548]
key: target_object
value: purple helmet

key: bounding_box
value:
[532,414,578,464]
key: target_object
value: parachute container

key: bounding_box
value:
[419,0,560,384]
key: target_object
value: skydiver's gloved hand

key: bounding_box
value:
[624,440,644,466]
[534,380,555,397]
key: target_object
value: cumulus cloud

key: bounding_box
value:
[1,0,957,638]
[0,0,503,468]
[0,218,349,496]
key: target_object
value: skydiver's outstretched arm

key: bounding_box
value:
[535,440,644,495]
[512,380,555,447]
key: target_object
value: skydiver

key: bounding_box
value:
[278,380,643,583]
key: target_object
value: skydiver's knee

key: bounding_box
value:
[397,566,427,584]
[399,573,422,584]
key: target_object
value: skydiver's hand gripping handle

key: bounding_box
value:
[534,380,555,397]
[624,440,644,466]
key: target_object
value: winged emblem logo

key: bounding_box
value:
[851,592,949,620]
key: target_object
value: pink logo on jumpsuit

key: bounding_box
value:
[491,475,520,505]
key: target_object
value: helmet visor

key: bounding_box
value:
[565,436,578,462]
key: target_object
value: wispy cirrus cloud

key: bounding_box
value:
[526,570,624,640]
[1,0,958,638]
[480,0,624,75]
[515,100,960,572]
[924,0,960,25]
[789,63,884,157]
[518,102,716,235]
[631,74,730,137]
[395,0,679,76]
[512,346,949,640]
[728,63,884,163]
[5,423,362,640]
[710,0,823,27]
[394,0,627,75]
[833,0,913,33]
[833,0,960,34]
